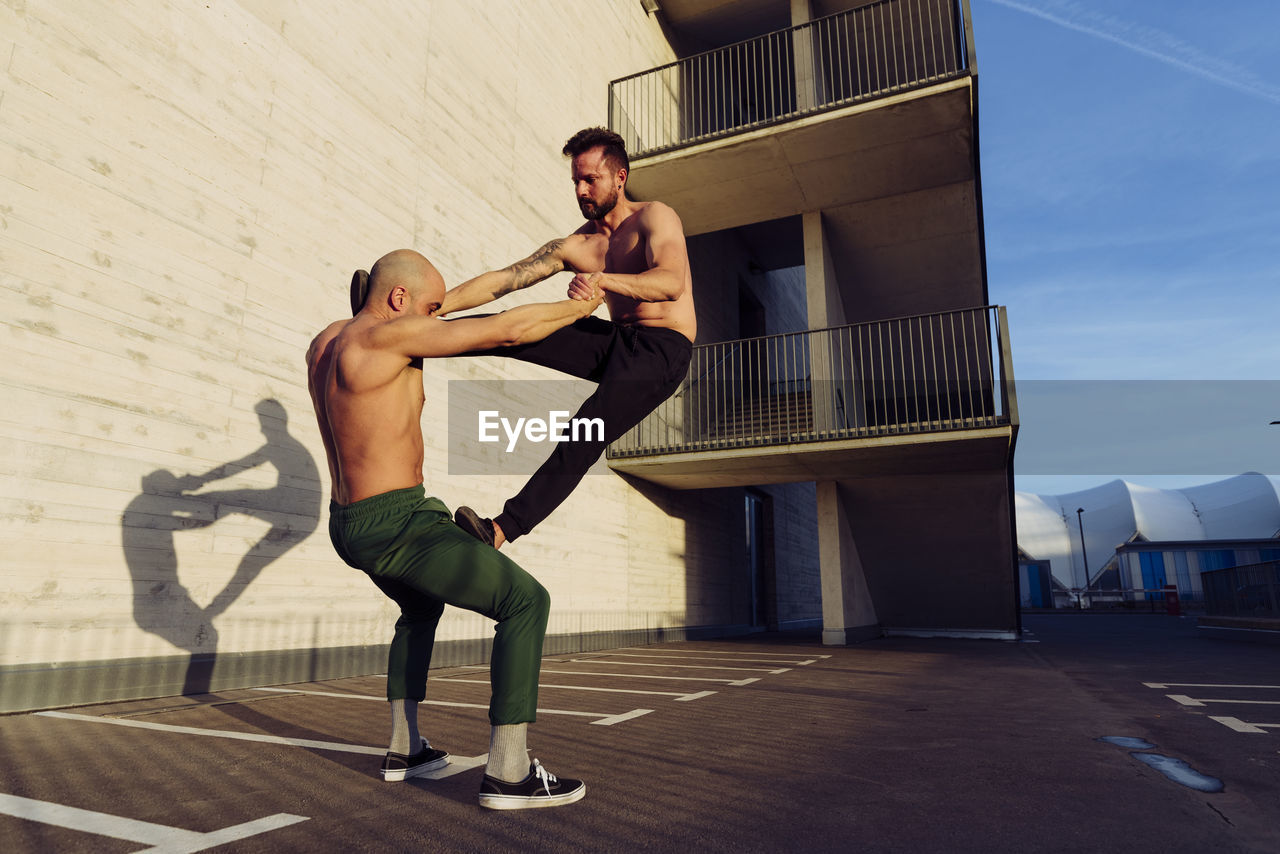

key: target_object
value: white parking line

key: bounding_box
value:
[0,794,306,854]
[37,711,385,755]
[1145,682,1280,690]
[535,668,761,686]
[436,677,714,702]
[566,659,790,674]
[676,691,718,702]
[593,709,654,726]
[1167,694,1280,708]
[250,687,653,727]
[616,650,829,665]
[34,711,488,779]
[604,652,815,665]
[1208,716,1280,734]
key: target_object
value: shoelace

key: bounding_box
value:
[531,759,557,796]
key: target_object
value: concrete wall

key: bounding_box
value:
[2,0,807,711]
[836,470,1018,633]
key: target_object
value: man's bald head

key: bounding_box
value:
[354,249,445,316]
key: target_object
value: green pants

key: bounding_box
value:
[328,486,548,725]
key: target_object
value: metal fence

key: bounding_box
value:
[1063,589,1203,613]
[608,305,1014,458]
[609,0,974,158]
[1202,561,1280,619]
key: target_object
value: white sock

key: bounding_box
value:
[486,723,530,782]
[389,699,421,755]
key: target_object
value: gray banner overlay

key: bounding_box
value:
[1014,380,1280,475]
[447,379,1278,476]
[448,380,611,476]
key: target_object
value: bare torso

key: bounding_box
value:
[306,318,426,505]
[582,201,697,342]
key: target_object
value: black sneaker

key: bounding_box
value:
[454,506,495,546]
[478,759,586,810]
[380,739,450,782]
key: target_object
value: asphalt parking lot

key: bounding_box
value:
[2,613,1278,853]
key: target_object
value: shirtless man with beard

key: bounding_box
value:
[443,126,696,549]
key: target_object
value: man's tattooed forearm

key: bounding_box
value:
[500,238,566,291]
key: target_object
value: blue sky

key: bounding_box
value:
[970,0,1280,496]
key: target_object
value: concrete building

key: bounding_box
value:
[606,0,1019,642]
[0,0,1017,714]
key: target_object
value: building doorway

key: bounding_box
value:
[745,490,774,628]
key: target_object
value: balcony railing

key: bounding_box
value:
[609,0,975,159]
[608,305,1016,459]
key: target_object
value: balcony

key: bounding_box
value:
[609,0,984,309]
[607,306,1017,488]
[611,0,974,159]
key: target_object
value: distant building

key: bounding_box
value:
[1015,474,1280,599]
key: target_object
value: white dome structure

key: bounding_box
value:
[1016,473,1280,590]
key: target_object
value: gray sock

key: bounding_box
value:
[486,723,530,782]
[389,699,421,755]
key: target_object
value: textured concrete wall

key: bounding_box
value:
[0,0,740,693]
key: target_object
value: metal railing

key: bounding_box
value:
[608,305,1014,459]
[1202,561,1280,619]
[1062,589,1204,613]
[609,0,974,159]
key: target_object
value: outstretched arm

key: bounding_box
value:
[188,450,268,487]
[440,235,606,315]
[377,280,605,359]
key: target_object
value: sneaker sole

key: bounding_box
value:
[478,783,586,810]
[454,507,494,546]
[381,754,450,782]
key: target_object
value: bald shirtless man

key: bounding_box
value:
[307,248,601,809]
[442,127,696,548]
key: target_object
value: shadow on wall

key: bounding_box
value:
[616,472,750,629]
[121,399,321,695]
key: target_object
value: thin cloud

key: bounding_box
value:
[986,0,1280,106]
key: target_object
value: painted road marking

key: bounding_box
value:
[482,666,760,686]
[436,677,714,702]
[592,709,654,726]
[1168,694,1280,708]
[250,687,653,727]
[619,650,829,665]
[1208,716,1280,734]
[0,792,306,853]
[33,711,488,779]
[600,652,816,666]
[1145,682,1280,690]
[37,711,386,755]
[566,659,790,674]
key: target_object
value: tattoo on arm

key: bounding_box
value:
[496,238,566,295]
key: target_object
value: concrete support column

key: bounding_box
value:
[804,211,851,434]
[803,210,844,329]
[791,0,817,112]
[817,481,879,644]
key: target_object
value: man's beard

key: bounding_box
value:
[579,189,619,220]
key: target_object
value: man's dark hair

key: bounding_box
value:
[562,127,630,174]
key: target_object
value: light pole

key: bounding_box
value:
[1076,507,1090,609]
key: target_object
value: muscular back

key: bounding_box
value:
[306,318,426,505]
